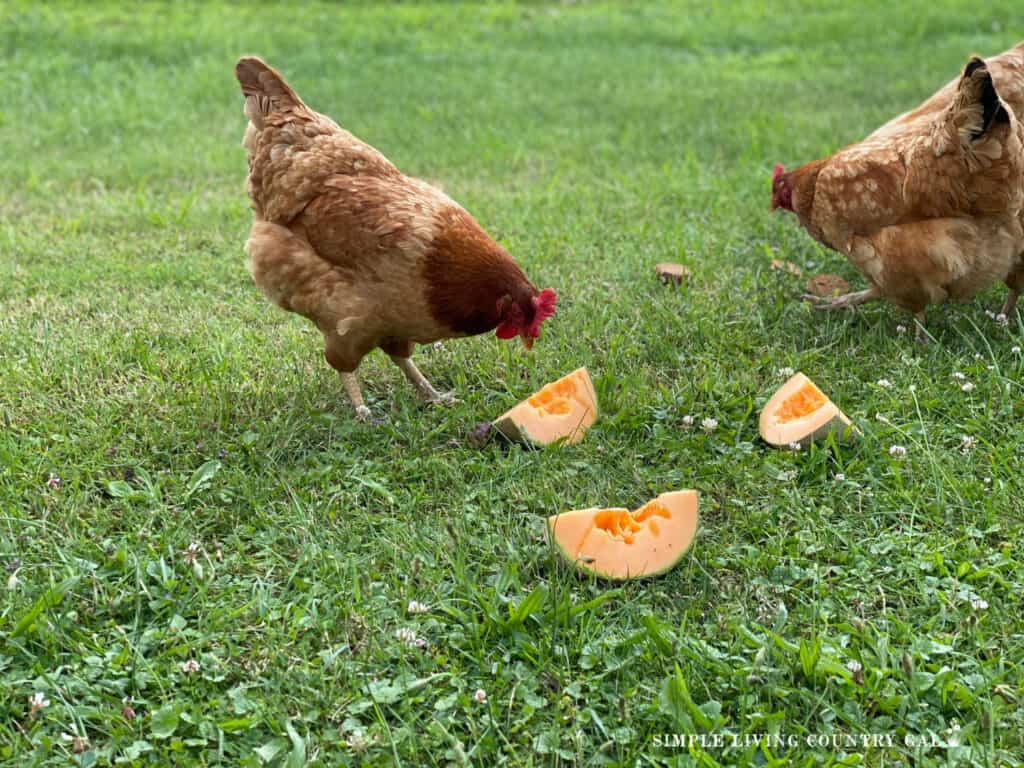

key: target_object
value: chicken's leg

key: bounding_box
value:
[391,357,456,405]
[325,343,377,422]
[340,372,375,422]
[802,286,881,311]
[913,311,930,345]
[1001,288,1019,319]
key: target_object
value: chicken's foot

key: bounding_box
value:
[391,357,456,406]
[913,311,930,345]
[340,372,376,422]
[802,286,880,311]
[1001,288,1019,319]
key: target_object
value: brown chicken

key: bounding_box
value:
[235,57,556,420]
[772,42,1024,341]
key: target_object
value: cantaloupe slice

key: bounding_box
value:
[493,367,597,446]
[547,491,699,580]
[759,372,856,447]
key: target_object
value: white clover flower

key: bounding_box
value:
[896,324,907,334]
[787,441,801,452]
[834,473,845,482]
[952,372,966,381]
[970,597,989,611]
[961,382,975,392]
[7,572,18,591]
[876,378,893,388]
[681,414,694,427]
[996,313,1008,326]
[181,659,201,674]
[29,692,50,714]
[889,445,907,458]
[395,627,416,644]
[949,721,961,745]
[473,688,488,704]
[182,542,201,565]
[701,417,718,433]
[346,730,374,752]
[1012,346,1021,354]
[406,600,429,615]
[846,660,863,674]
[46,473,61,490]
[908,384,917,393]
[960,435,977,453]
[778,367,795,378]
[396,627,427,648]
[61,724,90,754]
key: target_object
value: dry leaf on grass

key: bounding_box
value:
[805,273,851,297]
[770,259,802,277]
[654,262,692,285]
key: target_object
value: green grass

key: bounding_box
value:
[2,1,1023,765]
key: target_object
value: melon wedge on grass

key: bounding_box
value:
[494,367,597,446]
[759,372,856,447]
[547,491,699,580]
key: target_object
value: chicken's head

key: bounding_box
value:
[495,288,557,351]
[771,163,793,212]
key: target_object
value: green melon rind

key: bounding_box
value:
[804,412,861,445]
[546,492,700,581]
[492,415,529,444]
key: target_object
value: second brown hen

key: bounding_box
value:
[773,43,1024,341]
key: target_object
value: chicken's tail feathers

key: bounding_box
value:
[948,56,1010,145]
[235,56,305,127]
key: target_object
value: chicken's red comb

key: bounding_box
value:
[527,288,557,337]
[772,163,785,182]
[533,289,557,318]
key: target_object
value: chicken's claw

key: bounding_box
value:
[802,287,880,312]
[425,391,460,407]
[391,357,457,407]
[354,405,384,424]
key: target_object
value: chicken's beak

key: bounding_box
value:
[520,335,535,352]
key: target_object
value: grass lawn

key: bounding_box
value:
[2,1,1023,765]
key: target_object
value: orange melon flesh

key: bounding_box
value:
[759,372,856,447]
[547,491,699,580]
[494,367,597,446]
[773,379,828,423]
